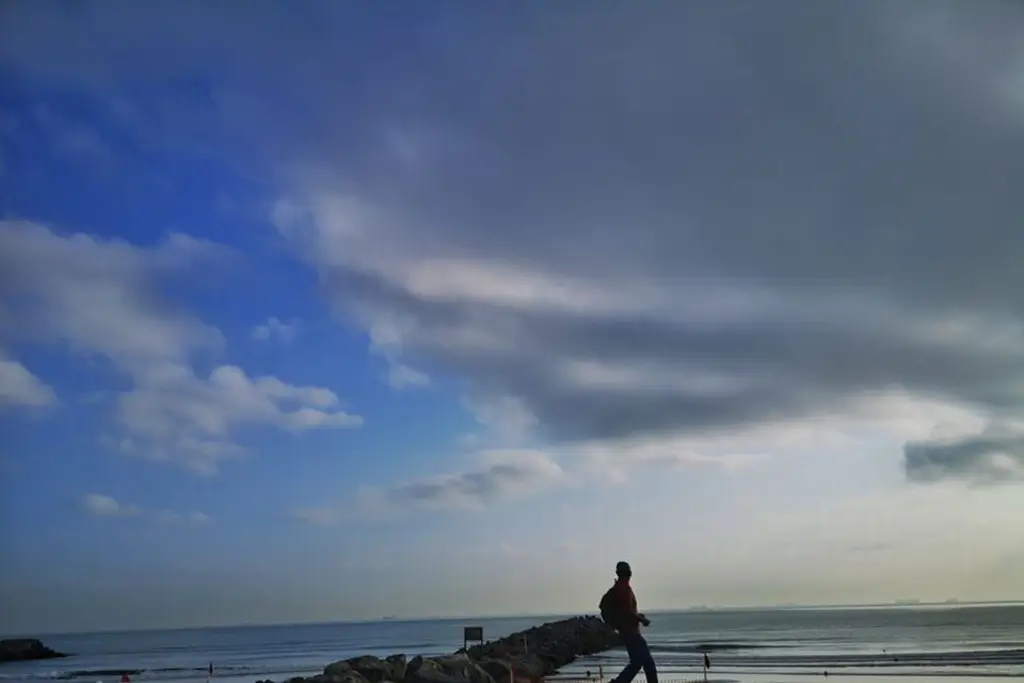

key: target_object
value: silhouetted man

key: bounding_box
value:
[602,561,658,683]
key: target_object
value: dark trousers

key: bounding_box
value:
[613,632,658,683]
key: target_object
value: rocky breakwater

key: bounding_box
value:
[463,616,619,681]
[262,616,618,683]
[0,639,67,663]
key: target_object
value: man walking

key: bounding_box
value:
[600,561,659,683]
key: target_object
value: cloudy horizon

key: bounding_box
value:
[2,0,1023,634]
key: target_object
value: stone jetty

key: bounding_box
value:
[0,638,67,663]
[257,616,619,683]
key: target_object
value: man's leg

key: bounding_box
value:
[633,634,659,683]
[611,634,644,683]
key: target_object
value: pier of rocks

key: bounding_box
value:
[262,615,620,683]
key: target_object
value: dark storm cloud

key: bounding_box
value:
[904,431,1024,483]
[4,1,1024,475]
[390,451,562,507]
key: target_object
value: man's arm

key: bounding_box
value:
[627,587,651,627]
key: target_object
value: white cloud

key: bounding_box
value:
[387,362,430,389]
[461,393,537,443]
[359,311,430,390]
[82,493,136,518]
[0,221,363,473]
[117,364,362,475]
[251,317,300,344]
[0,357,56,408]
[0,220,225,366]
[83,493,211,525]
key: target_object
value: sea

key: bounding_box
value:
[3,605,1023,683]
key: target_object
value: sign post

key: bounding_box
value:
[463,626,484,653]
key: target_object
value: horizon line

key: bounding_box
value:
[13,598,1023,639]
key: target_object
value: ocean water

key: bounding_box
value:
[3,605,1023,683]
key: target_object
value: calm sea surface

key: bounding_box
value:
[3,605,1023,683]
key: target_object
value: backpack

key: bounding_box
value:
[599,585,623,628]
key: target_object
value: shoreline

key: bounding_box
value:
[5,606,1022,683]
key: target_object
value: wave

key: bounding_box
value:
[662,648,1024,667]
[0,664,318,683]
[658,641,785,653]
[572,647,1024,676]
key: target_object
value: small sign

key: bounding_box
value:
[464,626,484,642]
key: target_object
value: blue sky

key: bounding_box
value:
[2,1,1024,634]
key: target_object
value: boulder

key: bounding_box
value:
[255,615,619,683]
[406,655,494,683]
[0,639,67,663]
[385,654,407,681]
[507,653,548,681]
[345,655,392,683]
[461,616,618,678]
[324,660,353,678]
[477,659,511,683]
[317,672,369,683]
[324,654,407,683]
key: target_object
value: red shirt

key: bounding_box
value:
[612,579,640,635]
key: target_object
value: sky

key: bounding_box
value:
[1,1,1023,635]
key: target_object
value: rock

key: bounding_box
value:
[461,616,618,679]
[407,655,425,678]
[336,674,370,683]
[257,615,619,683]
[317,672,369,683]
[507,653,548,680]
[324,660,353,678]
[0,639,67,663]
[385,654,407,681]
[344,655,392,683]
[406,655,494,683]
[324,669,370,683]
[477,659,511,683]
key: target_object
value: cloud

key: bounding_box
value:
[904,427,1024,484]
[82,493,137,518]
[5,3,1024,483]
[117,364,362,475]
[386,362,430,390]
[0,357,56,408]
[154,510,212,526]
[288,506,345,526]
[461,394,537,443]
[0,221,362,473]
[392,449,563,508]
[291,449,564,524]
[251,317,300,344]
[82,493,211,525]
[0,220,225,367]
[246,2,1024,483]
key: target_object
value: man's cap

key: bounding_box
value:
[615,561,632,577]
